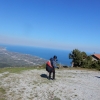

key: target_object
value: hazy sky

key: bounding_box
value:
[0,0,100,52]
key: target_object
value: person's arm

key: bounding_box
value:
[52,60,59,69]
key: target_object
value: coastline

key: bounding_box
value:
[0,44,72,66]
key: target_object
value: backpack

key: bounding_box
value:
[46,58,53,72]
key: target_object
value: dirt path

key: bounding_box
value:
[0,69,100,100]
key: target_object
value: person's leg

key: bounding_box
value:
[53,69,55,79]
[49,72,51,79]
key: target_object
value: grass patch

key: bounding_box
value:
[0,87,6,100]
[62,67,98,71]
[0,67,43,73]
[0,87,6,94]
[53,96,61,100]
[3,73,9,78]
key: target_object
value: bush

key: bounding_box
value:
[63,66,68,68]
[69,49,100,70]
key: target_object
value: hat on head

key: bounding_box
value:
[53,55,57,59]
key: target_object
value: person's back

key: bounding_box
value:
[48,55,59,80]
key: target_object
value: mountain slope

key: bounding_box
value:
[0,47,47,67]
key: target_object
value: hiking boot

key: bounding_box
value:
[48,77,51,80]
[52,78,56,80]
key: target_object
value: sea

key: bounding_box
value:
[0,44,72,66]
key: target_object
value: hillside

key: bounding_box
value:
[0,47,47,67]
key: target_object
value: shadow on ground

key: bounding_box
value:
[40,74,48,79]
[95,76,100,78]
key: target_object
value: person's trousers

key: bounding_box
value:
[49,69,55,79]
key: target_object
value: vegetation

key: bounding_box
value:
[0,87,6,100]
[39,64,46,68]
[69,49,100,70]
[0,67,42,73]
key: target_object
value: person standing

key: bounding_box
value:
[49,55,59,80]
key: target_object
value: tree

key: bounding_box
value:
[85,56,92,68]
[97,60,100,70]
[91,60,100,70]
[69,49,100,70]
[69,49,87,67]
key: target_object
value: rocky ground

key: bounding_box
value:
[0,68,100,100]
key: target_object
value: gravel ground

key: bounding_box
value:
[0,69,100,100]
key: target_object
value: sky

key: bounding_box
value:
[0,0,100,53]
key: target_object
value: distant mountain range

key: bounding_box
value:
[0,47,47,67]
